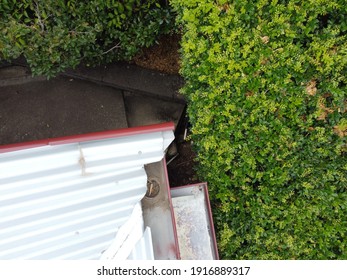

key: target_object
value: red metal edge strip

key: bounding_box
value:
[202,183,220,260]
[162,157,181,260]
[172,182,220,260]
[0,122,175,153]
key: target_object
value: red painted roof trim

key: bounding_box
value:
[163,157,181,260]
[0,122,175,153]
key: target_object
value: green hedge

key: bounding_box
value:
[171,0,347,259]
[0,0,175,77]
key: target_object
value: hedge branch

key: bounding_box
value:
[101,43,121,55]
[34,1,45,32]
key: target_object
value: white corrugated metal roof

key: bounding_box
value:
[0,126,174,259]
[127,227,154,260]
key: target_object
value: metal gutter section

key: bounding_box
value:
[0,126,175,260]
[141,160,180,260]
[170,183,219,260]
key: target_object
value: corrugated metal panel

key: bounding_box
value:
[100,202,145,260]
[0,128,174,260]
[128,227,154,260]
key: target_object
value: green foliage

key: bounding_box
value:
[171,0,347,259]
[0,0,176,77]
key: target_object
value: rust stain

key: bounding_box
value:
[78,146,89,176]
[168,243,178,257]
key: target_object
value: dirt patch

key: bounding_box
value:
[132,33,181,75]
[167,140,199,187]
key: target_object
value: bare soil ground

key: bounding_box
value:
[132,33,181,75]
[167,140,200,187]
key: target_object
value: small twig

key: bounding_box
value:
[148,182,154,196]
[166,153,180,166]
[175,159,194,167]
[34,1,45,32]
[102,43,121,55]
[68,30,93,35]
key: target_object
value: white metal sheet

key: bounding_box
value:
[0,130,174,259]
[128,227,154,260]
